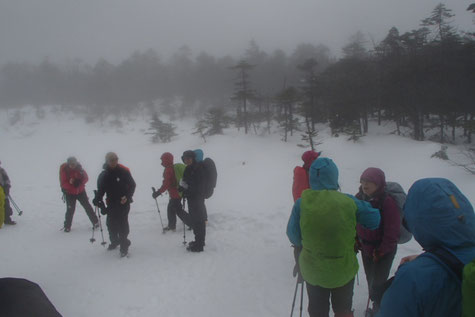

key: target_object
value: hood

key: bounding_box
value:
[182,150,196,163]
[161,152,174,167]
[404,178,475,263]
[194,149,204,162]
[309,158,339,191]
[360,167,386,195]
[302,151,321,170]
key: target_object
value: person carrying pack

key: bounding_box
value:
[193,149,217,223]
[292,150,321,202]
[376,178,475,317]
[152,152,182,232]
[287,158,381,317]
[0,161,16,225]
[355,168,401,316]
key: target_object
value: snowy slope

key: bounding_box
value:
[1,109,473,317]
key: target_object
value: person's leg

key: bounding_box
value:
[362,253,375,299]
[330,278,355,316]
[189,198,206,248]
[167,199,180,229]
[306,282,331,317]
[3,196,14,223]
[118,204,131,253]
[64,194,77,230]
[175,199,192,227]
[77,191,98,225]
[106,208,119,248]
[371,249,397,309]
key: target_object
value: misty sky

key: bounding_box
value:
[0,0,473,65]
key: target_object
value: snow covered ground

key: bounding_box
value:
[1,109,474,317]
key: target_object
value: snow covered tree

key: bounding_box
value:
[147,114,177,143]
[193,107,230,140]
[230,60,255,134]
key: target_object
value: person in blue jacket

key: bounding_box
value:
[376,178,475,317]
[287,158,381,317]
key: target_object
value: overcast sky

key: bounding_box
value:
[0,0,473,65]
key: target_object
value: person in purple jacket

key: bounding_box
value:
[355,168,401,316]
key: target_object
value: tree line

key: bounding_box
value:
[1,3,474,144]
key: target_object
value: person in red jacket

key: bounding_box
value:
[152,152,181,231]
[355,167,401,316]
[292,150,321,202]
[59,157,98,232]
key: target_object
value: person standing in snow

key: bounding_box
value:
[193,149,208,222]
[178,150,206,252]
[59,157,98,232]
[0,161,16,225]
[152,152,182,232]
[287,158,381,317]
[355,168,400,316]
[93,152,136,257]
[292,150,321,202]
[376,178,475,317]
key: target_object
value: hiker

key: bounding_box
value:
[0,161,16,225]
[152,152,182,232]
[292,150,321,202]
[178,150,207,252]
[93,152,136,257]
[355,167,401,315]
[376,178,475,317]
[59,157,98,232]
[287,158,381,317]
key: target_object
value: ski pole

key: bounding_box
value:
[182,198,187,245]
[90,223,96,243]
[290,279,299,317]
[152,187,165,233]
[8,195,23,216]
[299,281,304,317]
[93,190,107,246]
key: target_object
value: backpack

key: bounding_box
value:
[173,163,186,197]
[385,182,413,244]
[201,158,217,199]
[427,248,475,317]
[292,166,310,202]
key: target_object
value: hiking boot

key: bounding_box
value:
[64,227,71,232]
[186,242,204,252]
[120,250,128,258]
[4,219,16,225]
[107,243,119,251]
[163,226,176,232]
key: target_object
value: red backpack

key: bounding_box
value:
[292,166,309,202]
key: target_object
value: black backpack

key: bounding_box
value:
[201,158,217,199]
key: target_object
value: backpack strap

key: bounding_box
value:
[426,248,464,281]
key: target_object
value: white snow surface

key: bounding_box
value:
[1,109,474,317]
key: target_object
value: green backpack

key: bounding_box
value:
[462,259,475,317]
[173,163,186,198]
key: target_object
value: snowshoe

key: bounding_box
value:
[120,250,128,258]
[64,227,71,233]
[163,226,176,233]
[186,242,204,252]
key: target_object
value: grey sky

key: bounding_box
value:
[0,0,473,65]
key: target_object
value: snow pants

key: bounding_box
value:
[106,203,130,253]
[167,198,182,229]
[176,197,206,247]
[306,278,355,317]
[64,192,98,229]
[362,248,397,308]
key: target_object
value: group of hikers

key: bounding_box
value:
[287,150,475,317]
[0,149,216,258]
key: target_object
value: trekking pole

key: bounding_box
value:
[90,222,96,243]
[182,198,187,245]
[8,195,23,216]
[290,279,299,317]
[93,190,107,246]
[299,281,304,317]
[357,271,360,286]
[152,187,165,233]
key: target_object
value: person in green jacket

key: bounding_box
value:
[287,157,381,317]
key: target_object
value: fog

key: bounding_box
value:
[0,0,473,64]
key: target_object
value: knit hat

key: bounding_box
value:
[105,152,119,162]
[67,157,78,165]
[360,167,386,189]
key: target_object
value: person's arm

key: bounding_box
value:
[95,172,106,201]
[287,199,303,247]
[81,168,89,187]
[158,167,173,194]
[126,170,136,199]
[377,196,401,256]
[346,194,381,230]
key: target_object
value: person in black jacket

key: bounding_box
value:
[178,150,206,252]
[93,152,136,257]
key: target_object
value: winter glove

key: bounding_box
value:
[92,197,102,207]
[100,206,108,215]
[152,190,161,199]
[179,179,188,190]
[72,179,82,188]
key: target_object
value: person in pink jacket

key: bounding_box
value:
[59,157,98,232]
[355,167,401,316]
